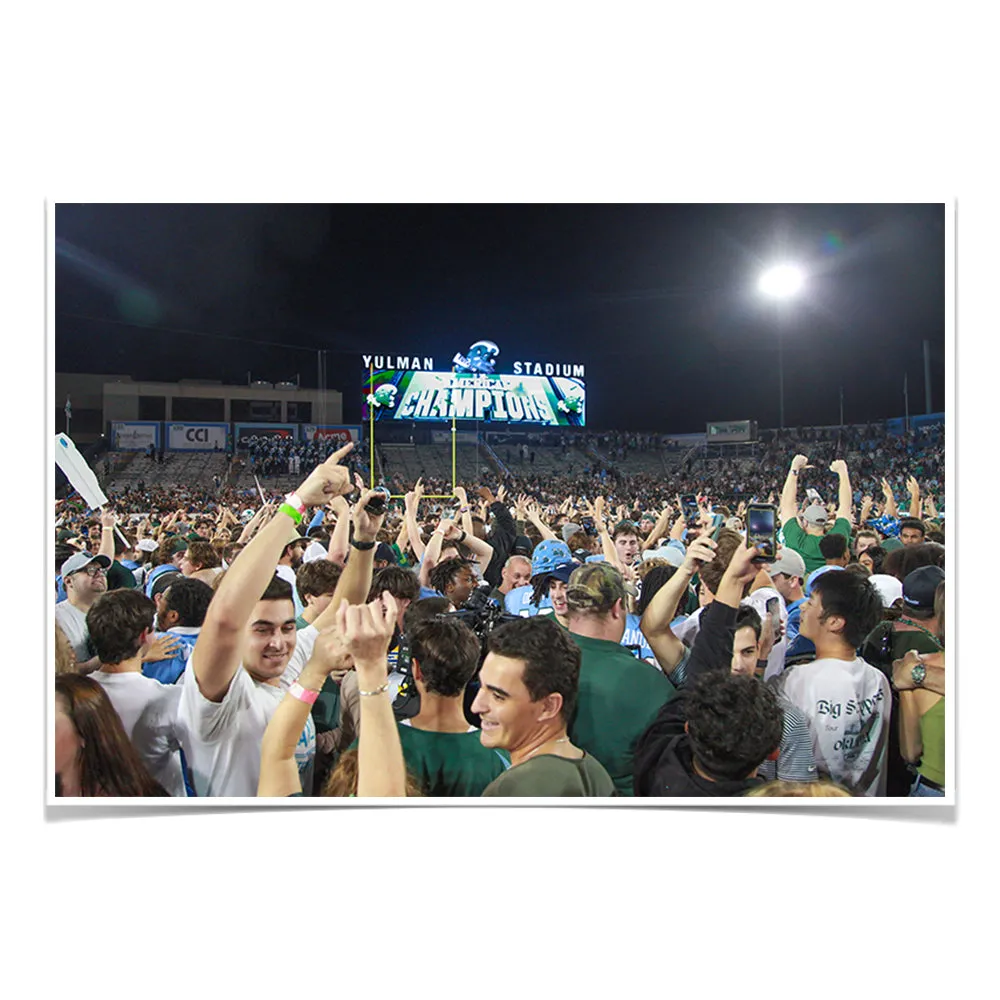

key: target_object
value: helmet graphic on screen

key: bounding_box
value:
[368,383,399,409]
[557,379,585,414]
[452,340,500,375]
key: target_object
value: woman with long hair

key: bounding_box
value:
[55,674,170,797]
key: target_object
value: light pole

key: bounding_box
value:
[758,264,804,429]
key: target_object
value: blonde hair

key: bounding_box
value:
[55,624,77,675]
[745,780,852,798]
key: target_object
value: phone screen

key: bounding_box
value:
[766,596,780,616]
[681,494,700,529]
[747,505,776,560]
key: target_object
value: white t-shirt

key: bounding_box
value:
[176,655,316,797]
[55,600,90,662]
[771,656,892,796]
[91,670,187,797]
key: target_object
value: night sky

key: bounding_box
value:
[54,203,945,433]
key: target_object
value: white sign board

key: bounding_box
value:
[167,423,228,451]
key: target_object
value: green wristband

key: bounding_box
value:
[278,502,304,525]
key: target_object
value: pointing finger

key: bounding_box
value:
[326,442,355,464]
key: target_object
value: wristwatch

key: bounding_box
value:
[911,661,927,687]
[350,538,376,551]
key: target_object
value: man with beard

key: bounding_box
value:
[55,551,112,673]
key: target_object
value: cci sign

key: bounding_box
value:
[167,423,229,451]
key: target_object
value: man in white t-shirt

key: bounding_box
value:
[175,444,358,797]
[770,568,889,795]
[55,551,112,673]
[86,589,187,796]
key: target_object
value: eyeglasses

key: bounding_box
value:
[82,565,107,577]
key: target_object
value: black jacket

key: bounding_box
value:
[483,500,516,588]
[632,599,763,797]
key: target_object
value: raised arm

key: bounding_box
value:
[193,445,354,702]
[881,478,899,520]
[830,459,853,525]
[454,485,475,540]
[641,505,674,551]
[780,455,811,526]
[525,500,557,543]
[326,496,351,566]
[454,524,494,576]
[338,594,407,797]
[591,496,619,569]
[310,488,386,633]
[258,623,352,797]
[906,476,922,519]
[405,480,427,563]
[98,510,117,563]
[419,515,453,588]
[639,535,717,675]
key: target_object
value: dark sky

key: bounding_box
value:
[54,203,945,433]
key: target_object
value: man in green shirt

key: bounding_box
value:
[779,455,854,576]
[563,561,677,795]
[472,617,615,796]
[352,616,509,795]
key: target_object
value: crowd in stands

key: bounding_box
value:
[52,419,947,800]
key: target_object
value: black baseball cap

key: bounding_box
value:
[902,565,945,613]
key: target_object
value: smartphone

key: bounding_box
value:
[364,486,391,516]
[746,503,777,562]
[765,596,780,617]
[681,494,700,532]
[710,513,725,541]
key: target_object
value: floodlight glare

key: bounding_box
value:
[759,264,804,299]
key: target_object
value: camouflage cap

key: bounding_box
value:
[566,561,626,614]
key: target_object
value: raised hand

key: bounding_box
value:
[906,476,920,496]
[682,535,717,572]
[791,454,812,472]
[454,485,469,507]
[353,488,387,543]
[336,592,398,673]
[496,484,507,503]
[829,459,848,476]
[294,443,355,507]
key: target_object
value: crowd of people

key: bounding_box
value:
[52,420,947,799]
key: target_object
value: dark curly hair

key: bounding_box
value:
[428,556,473,599]
[810,569,884,648]
[486,617,582,724]
[686,674,783,782]
[409,617,481,698]
[859,545,886,574]
[161,576,214,628]
[86,590,155,665]
[818,532,848,561]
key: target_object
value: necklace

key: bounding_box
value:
[897,617,943,649]
[523,737,571,760]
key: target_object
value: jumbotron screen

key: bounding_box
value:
[363,369,586,426]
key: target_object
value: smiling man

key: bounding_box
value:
[472,617,615,796]
[175,444,356,796]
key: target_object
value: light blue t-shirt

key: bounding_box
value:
[622,613,657,665]
[505,585,553,617]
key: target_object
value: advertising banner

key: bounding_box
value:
[167,422,229,451]
[364,370,586,427]
[431,429,479,444]
[111,421,160,450]
[234,423,297,446]
[706,419,755,443]
[300,424,362,445]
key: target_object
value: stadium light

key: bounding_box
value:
[758,263,805,428]
[758,263,804,299]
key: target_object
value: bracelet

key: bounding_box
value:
[359,681,390,698]
[458,506,470,513]
[278,503,304,525]
[284,492,307,515]
[458,530,467,543]
[350,538,376,551]
[288,681,320,705]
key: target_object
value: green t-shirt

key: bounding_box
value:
[482,752,615,796]
[295,614,310,630]
[351,723,510,796]
[106,560,139,590]
[781,517,852,576]
[311,677,341,734]
[918,697,945,787]
[567,632,677,796]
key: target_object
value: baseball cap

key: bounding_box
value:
[869,573,904,608]
[803,504,829,527]
[642,544,685,568]
[60,552,111,578]
[561,522,582,544]
[282,524,305,549]
[804,564,843,596]
[768,549,807,582]
[566,561,625,614]
[137,538,158,553]
[375,542,398,565]
[150,569,182,599]
[902,565,945,613]
[511,535,533,557]
[167,537,190,555]
[302,540,329,564]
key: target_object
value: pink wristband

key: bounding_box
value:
[288,681,319,705]
[285,492,307,515]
